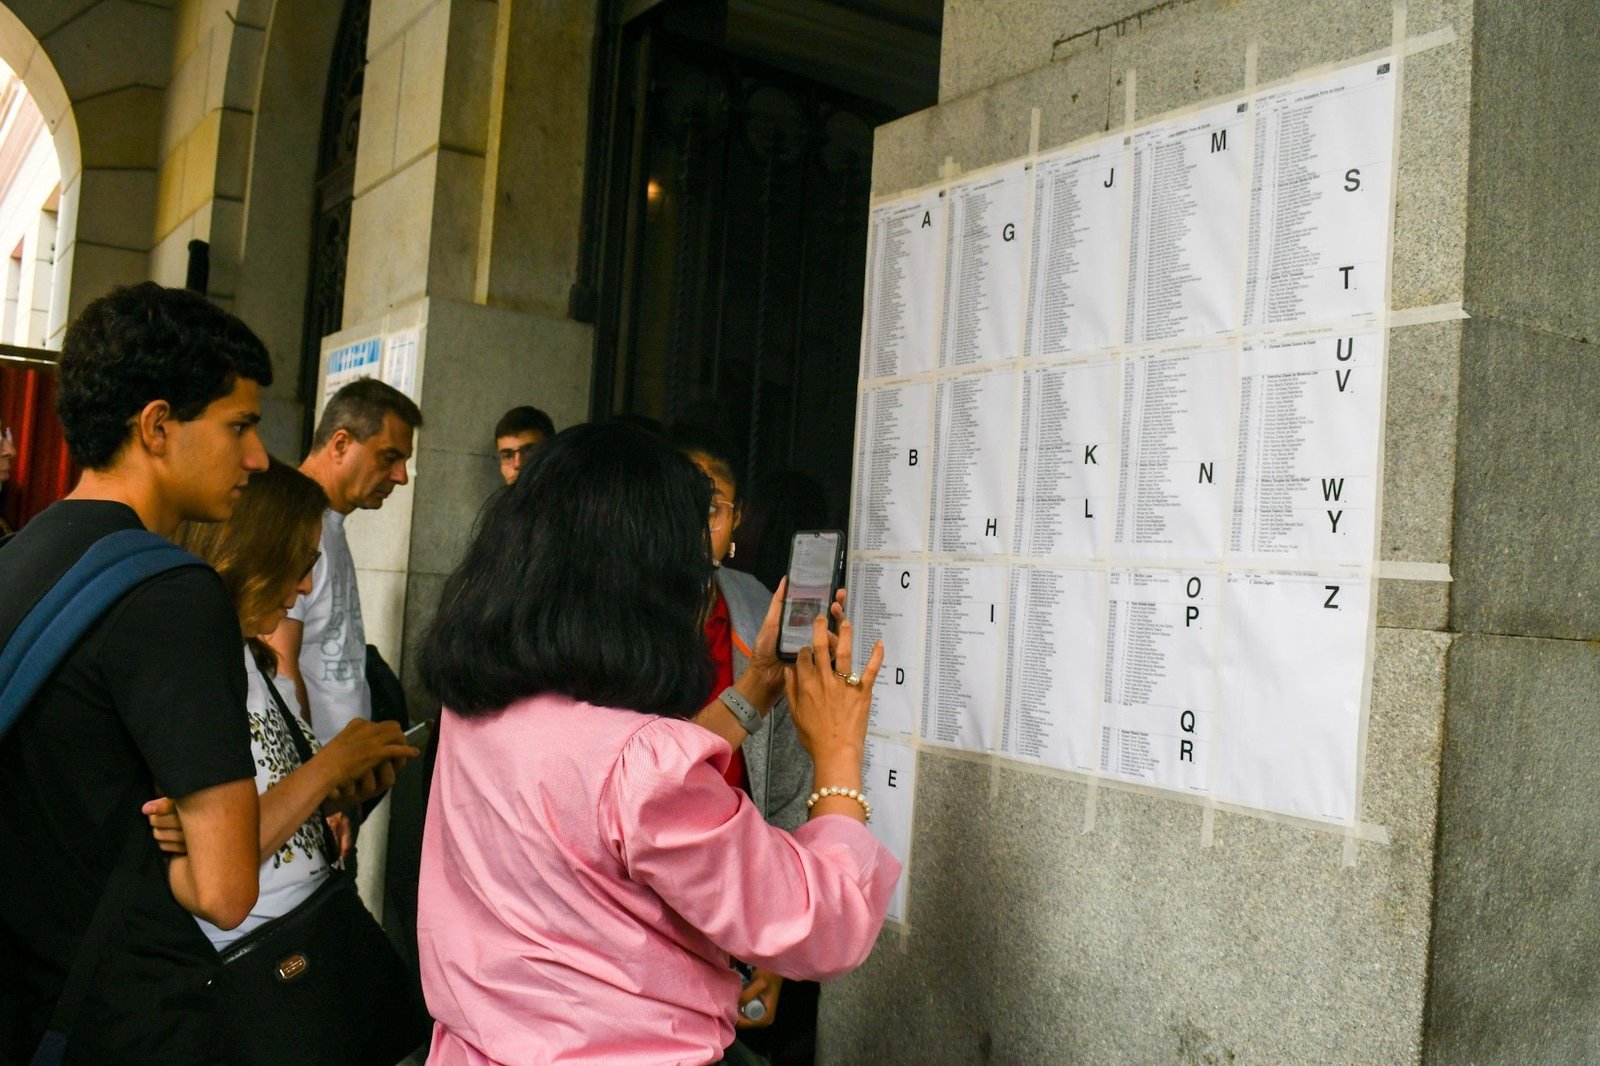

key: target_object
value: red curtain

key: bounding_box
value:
[0,362,77,531]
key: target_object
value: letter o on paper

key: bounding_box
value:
[1186,577,1202,598]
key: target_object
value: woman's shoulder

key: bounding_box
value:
[616,713,725,769]
[444,695,713,769]
[716,565,771,601]
[715,567,771,636]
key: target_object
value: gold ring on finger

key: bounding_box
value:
[834,670,861,686]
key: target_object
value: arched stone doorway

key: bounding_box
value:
[0,4,77,346]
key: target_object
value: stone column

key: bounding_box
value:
[323,0,598,917]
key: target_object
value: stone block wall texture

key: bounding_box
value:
[818,0,1588,1061]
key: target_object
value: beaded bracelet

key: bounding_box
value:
[806,786,871,822]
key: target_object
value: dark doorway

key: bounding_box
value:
[578,0,941,524]
[298,0,370,449]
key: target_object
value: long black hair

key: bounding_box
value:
[419,421,715,718]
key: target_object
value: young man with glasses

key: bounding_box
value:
[493,405,555,485]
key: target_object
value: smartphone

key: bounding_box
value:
[402,719,433,747]
[777,530,846,661]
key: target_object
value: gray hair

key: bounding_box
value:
[310,377,423,450]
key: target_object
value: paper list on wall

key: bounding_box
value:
[1230,329,1382,563]
[381,329,420,400]
[1100,569,1216,791]
[930,371,1016,554]
[1001,566,1102,772]
[851,383,933,553]
[1123,100,1250,345]
[1025,136,1127,358]
[1215,572,1371,822]
[941,165,1029,368]
[848,559,926,738]
[1013,359,1118,559]
[862,192,945,379]
[861,735,917,924]
[1243,62,1396,328]
[921,564,1005,753]
[1112,349,1234,560]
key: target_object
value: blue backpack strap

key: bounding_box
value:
[0,528,207,740]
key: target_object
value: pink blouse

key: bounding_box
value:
[417,694,901,1066]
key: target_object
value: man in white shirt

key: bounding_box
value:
[266,378,422,745]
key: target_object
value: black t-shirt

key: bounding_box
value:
[0,501,255,1065]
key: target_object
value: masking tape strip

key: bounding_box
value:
[1388,301,1469,328]
[1378,560,1451,582]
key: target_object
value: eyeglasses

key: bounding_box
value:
[708,499,734,531]
[497,443,538,465]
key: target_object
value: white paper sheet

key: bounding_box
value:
[930,370,1017,554]
[848,559,926,738]
[1124,99,1251,345]
[1002,565,1103,772]
[1215,571,1371,822]
[851,383,934,553]
[921,564,1006,753]
[862,191,946,379]
[1229,328,1383,563]
[1025,136,1129,358]
[1013,359,1118,560]
[1111,348,1234,560]
[862,735,918,924]
[1100,568,1217,792]
[1244,61,1397,328]
[941,164,1030,368]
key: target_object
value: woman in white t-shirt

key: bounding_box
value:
[145,458,417,948]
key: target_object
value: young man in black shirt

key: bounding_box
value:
[0,283,271,1063]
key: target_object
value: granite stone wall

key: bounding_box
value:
[818,1,1502,1061]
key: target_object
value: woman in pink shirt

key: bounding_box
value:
[417,421,899,1066]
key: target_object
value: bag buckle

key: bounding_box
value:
[274,953,310,982]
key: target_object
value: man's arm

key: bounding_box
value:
[162,778,260,929]
[263,619,309,724]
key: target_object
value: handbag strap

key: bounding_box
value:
[253,658,340,869]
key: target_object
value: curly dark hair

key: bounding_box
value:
[57,282,274,469]
[420,421,715,719]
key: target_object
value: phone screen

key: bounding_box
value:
[778,531,844,658]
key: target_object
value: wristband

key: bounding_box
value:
[718,686,765,735]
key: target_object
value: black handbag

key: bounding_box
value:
[210,664,432,1066]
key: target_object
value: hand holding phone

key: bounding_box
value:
[777,530,845,662]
